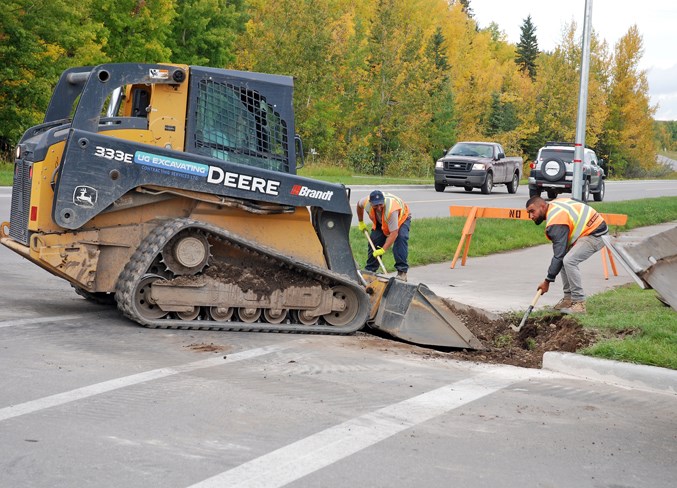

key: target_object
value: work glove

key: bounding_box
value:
[358,221,368,233]
[372,247,385,258]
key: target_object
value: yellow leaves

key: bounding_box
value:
[607,25,657,170]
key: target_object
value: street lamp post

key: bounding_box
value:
[572,0,593,200]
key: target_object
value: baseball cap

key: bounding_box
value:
[369,190,385,205]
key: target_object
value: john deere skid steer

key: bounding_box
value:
[1,63,482,349]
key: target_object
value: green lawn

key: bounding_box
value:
[579,284,677,369]
[298,162,433,185]
[0,162,12,186]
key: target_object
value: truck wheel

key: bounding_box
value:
[464,186,473,192]
[434,183,445,192]
[593,179,605,201]
[529,186,541,198]
[546,189,558,200]
[480,172,493,194]
[506,172,519,194]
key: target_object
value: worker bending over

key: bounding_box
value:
[525,196,608,314]
[357,190,411,281]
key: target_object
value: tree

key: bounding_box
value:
[89,0,176,62]
[167,0,247,67]
[515,15,538,80]
[426,27,456,160]
[457,0,473,18]
[486,92,518,136]
[603,25,657,177]
[533,23,609,150]
[0,0,107,155]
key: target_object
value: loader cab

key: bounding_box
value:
[184,67,298,174]
[43,64,300,174]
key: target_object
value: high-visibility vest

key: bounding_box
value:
[545,198,605,248]
[365,193,410,235]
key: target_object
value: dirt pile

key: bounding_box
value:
[449,308,599,368]
[358,305,612,369]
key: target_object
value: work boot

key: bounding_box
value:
[553,296,573,310]
[396,271,407,282]
[563,301,586,314]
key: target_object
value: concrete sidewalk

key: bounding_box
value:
[407,221,677,314]
[405,221,677,395]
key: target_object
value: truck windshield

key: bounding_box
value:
[448,143,493,158]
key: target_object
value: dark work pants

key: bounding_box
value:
[365,215,411,273]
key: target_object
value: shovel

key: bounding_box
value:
[511,289,542,332]
[363,229,388,275]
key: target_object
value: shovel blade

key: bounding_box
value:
[369,278,484,350]
[511,305,534,332]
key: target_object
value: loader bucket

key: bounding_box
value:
[368,277,484,350]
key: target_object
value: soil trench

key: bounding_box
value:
[361,304,616,369]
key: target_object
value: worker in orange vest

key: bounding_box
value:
[357,190,411,281]
[526,196,608,314]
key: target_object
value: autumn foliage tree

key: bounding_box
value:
[602,25,657,177]
[0,0,665,177]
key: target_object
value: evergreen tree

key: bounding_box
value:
[427,27,449,72]
[426,27,456,160]
[486,92,518,137]
[458,0,473,18]
[515,15,538,80]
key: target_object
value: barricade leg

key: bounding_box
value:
[450,207,477,269]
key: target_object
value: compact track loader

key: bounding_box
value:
[1,63,482,350]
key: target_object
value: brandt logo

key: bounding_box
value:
[290,185,333,201]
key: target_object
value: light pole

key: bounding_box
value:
[572,0,593,200]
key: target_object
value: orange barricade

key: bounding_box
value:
[449,205,627,280]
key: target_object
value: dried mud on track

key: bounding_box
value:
[360,306,617,369]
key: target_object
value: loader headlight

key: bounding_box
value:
[15,145,22,160]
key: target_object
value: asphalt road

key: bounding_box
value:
[0,184,676,487]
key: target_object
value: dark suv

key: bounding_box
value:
[528,142,605,201]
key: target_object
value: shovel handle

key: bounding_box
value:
[530,289,543,306]
[363,229,388,274]
[511,289,543,332]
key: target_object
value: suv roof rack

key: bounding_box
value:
[545,141,575,147]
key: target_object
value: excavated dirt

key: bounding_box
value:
[358,305,636,369]
[446,308,600,368]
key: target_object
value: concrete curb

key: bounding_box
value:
[542,351,677,396]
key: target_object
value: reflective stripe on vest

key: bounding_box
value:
[546,198,596,247]
[366,193,410,235]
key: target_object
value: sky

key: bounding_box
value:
[470,0,677,120]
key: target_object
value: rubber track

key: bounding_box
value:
[115,218,371,334]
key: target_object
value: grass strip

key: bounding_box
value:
[578,284,677,369]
